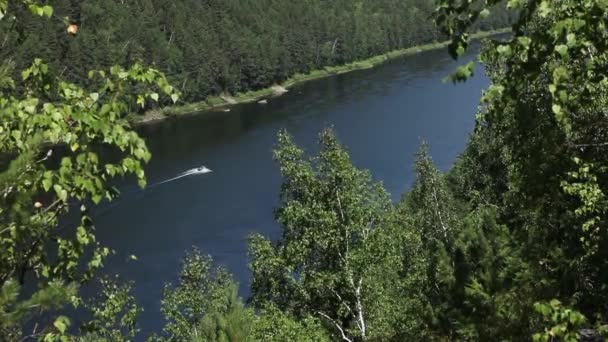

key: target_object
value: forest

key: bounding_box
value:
[1,0,511,105]
[2,0,608,341]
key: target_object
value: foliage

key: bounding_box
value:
[193,284,253,342]
[250,305,329,342]
[400,145,534,340]
[0,0,53,21]
[0,279,77,340]
[532,300,586,342]
[79,277,141,341]
[154,249,334,342]
[249,129,426,341]
[0,57,177,338]
[434,0,608,338]
[0,0,511,106]
[450,206,534,340]
[0,2,178,339]
[154,249,250,342]
[400,144,459,338]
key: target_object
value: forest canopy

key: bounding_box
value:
[1,0,511,105]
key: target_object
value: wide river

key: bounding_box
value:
[93,45,488,334]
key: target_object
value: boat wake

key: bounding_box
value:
[150,166,212,187]
[93,166,212,217]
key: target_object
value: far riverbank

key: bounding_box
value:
[138,28,509,124]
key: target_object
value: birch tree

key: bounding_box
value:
[249,129,425,341]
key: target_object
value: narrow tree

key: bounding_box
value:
[250,129,425,341]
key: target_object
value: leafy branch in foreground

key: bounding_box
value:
[80,277,141,341]
[0,38,179,342]
[0,2,180,338]
[434,0,608,338]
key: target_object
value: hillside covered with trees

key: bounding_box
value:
[1,0,510,105]
[2,0,608,341]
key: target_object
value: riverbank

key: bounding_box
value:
[138,28,509,124]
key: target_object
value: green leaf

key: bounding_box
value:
[555,44,568,58]
[54,184,68,202]
[497,44,512,57]
[150,92,159,102]
[549,84,557,94]
[90,92,99,102]
[517,37,531,49]
[456,45,465,57]
[92,193,102,204]
[42,5,53,18]
[552,104,562,115]
[76,226,90,245]
[100,103,111,115]
[53,316,70,334]
[21,69,31,80]
[90,254,102,268]
[171,94,179,103]
[137,95,145,108]
[507,0,525,10]
[42,178,52,192]
[28,4,43,16]
[566,33,577,47]
[0,1,6,21]
[538,1,551,17]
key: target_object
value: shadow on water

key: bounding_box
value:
[91,43,488,336]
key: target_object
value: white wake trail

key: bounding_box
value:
[93,166,212,218]
[149,166,212,187]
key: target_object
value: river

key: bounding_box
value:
[92,44,488,334]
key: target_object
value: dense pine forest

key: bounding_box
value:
[2,0,608,341]
[1,0,510,105]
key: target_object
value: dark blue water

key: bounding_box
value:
[93,45,488,335]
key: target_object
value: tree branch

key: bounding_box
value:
[572,142,608,148]
[429,175,450,242]
[330,287,355,317]
[336,189,346,221]
[316,311,353,342]
[354,278,366,340]
[345,272,366,339]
